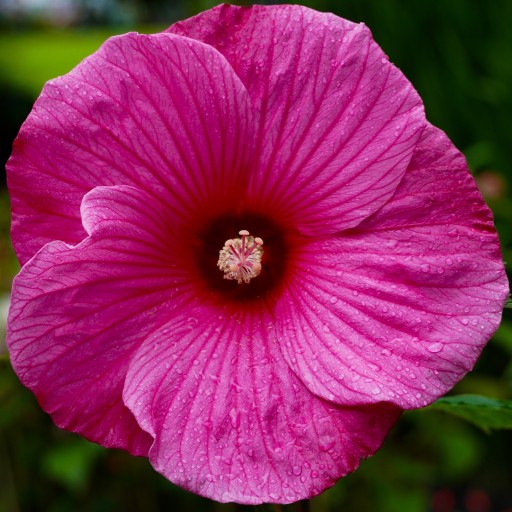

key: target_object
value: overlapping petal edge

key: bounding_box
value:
[6,3,509,505]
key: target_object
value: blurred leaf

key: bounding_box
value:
[492,319,512,355]
[428,395,512,433]
[0,30,117,97]
[42,439,104,493]
[504,298,512,309]
[0,358,34,429]
[0,27,166,98]
[465,140,500,171]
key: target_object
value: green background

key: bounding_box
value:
[1,1,511,511]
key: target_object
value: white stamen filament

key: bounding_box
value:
[217,230,264,284]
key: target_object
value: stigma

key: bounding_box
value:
[217,230,264,284]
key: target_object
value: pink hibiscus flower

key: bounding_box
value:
[6,4,508,505]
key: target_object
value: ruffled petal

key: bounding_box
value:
[169,4,425,235]
[277,125,509,409]
[7,31,252,264]
[124,305,400,504]
[6,185,192,454]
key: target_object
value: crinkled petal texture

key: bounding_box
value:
[169,4,425,235]
[7,31,252,265]
[7,185,179,455]
[278,124,509,408]
[124,306,400,504]
[6,2,509,507]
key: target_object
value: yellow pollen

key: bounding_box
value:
[217,229,264,284]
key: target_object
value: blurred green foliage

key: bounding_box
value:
[0,29,120,97]
[0,1,511,511]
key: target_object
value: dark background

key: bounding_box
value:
[0,1,511,511]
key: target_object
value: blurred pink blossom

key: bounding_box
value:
[475,170,507,200]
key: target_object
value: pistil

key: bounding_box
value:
[217,230,264,284]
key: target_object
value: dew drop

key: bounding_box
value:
[229,407,240,428]
[318,435,335,452]
[427,342,444,353]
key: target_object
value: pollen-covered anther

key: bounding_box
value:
[217,229,264,284]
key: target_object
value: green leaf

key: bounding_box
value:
[427,394,512,433]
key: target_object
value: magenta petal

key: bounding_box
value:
[278,124,509,409]
[7,31,252,265]
[5,185,191,454]
[124,306,400,504]
[169,4,425,235]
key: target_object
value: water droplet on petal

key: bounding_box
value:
[229,407,240,428]
[427,342,444,353]
[368,363,381,372]
[318,435,336,452]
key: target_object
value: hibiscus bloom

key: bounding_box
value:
[6,3,508,505]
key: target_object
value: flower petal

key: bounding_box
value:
[6,185,192,454]
[7,31,252,265]
[169,4,425,235]
[124,305,400,504]
[277,124,509,409]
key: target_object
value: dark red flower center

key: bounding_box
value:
[193,212,295,305]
